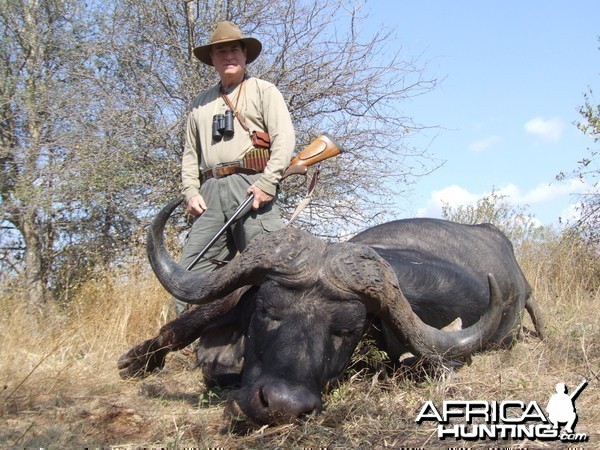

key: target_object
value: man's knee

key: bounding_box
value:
[173,298,189,316]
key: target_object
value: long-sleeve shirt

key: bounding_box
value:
[181,76,295,200]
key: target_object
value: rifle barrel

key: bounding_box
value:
[570,379,588,401]
[185,194,254,271]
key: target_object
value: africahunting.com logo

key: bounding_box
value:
[415,379,589,443]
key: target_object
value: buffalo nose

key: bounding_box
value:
[257,379,322,423]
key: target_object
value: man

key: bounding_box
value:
[546,382,579,434]
[177,21,295,314]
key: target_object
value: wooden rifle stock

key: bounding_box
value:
[282,133,343,180]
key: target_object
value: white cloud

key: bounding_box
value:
[416,179,593,224]
[416,185,480,218]
[468,135,501,153]
[559,203,583,224]
[510,179,588,204]
[524,116,564,143]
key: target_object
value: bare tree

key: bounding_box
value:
[569,88,599,243]
[250,1,439,237]
[107,0,439,237]
[0,0,95,305]
[0,0,178,302]
[0,0,440,303]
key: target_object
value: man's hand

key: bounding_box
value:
[187,194,207,216]
[247,184,274,209]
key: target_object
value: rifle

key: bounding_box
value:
[185,133,342,271]
[569,378,588,402]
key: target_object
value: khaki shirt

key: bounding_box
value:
[181,77,295,200]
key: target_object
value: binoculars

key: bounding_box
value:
[212,109,235,141]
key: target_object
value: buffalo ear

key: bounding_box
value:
[441,318,462,332]
[395,317,464,363]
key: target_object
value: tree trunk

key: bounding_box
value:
[184,0,196,62]
[22,211,46,306]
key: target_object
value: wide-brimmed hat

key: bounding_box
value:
[193,21,262,66]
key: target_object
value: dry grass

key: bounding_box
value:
[1,240,599,449]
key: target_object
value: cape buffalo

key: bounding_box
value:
[118,198,544,425]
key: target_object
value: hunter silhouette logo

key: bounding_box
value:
[415,378,589,442]
[546,379,588,436]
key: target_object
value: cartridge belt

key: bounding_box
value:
[201,162,259,183]
[202,149,270,183]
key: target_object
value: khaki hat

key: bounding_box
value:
[193,21,262,66]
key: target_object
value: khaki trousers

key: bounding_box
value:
[175,173,283,314]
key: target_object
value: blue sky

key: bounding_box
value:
[363,1,599,226]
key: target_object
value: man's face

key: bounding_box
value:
[210,41,247,80]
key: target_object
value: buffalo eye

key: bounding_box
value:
[332,328,353,338]
[330,328,356,350]
[255,307,281,323]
